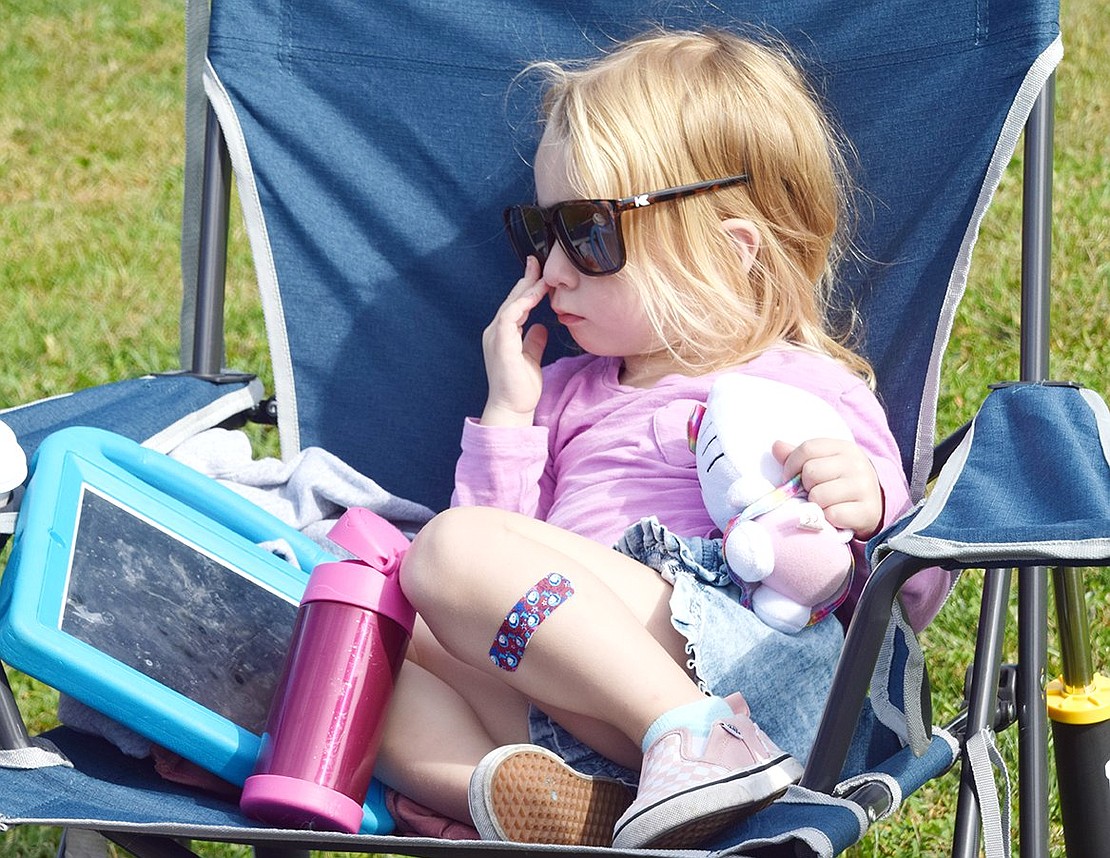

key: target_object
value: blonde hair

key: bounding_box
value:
[531,28,874,383]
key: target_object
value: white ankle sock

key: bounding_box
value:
[641,696,733,753]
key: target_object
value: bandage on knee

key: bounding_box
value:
[488,573,575,672]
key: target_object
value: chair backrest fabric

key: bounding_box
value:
[204,0,1060,511]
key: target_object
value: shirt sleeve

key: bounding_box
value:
[450,418,551,518]
[839,383,953,632]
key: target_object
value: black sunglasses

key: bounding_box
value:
[503,173,750,276]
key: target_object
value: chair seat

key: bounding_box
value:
[1,373,261,533]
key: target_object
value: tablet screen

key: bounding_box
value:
[62,486,299,732]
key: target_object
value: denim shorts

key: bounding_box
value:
[528,517,844,785]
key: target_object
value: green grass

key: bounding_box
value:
[0,0,270,408]
[1,2,1108,856]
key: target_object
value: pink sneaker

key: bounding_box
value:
[468,744,634,845]
[612,694,803,849]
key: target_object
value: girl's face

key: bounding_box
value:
[533,132,671,384]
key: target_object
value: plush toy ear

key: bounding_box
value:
[721,218,761,274]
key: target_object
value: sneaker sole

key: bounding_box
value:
[611,754,802,850]
[469,744,634,846]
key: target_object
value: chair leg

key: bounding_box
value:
[1017,566,1050,858]
[802,551,928,791]
[0,664,32,750]
[951,567,1011,858]
[102,833,201,858]
[58,830,109,858]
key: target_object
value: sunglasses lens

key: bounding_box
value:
[554,201,623,274]
[505,206,549,264]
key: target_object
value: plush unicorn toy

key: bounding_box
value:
[688,374,855,633]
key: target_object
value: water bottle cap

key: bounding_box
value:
[327,508,409,575]
[303,561,416,633]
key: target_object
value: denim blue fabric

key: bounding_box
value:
[206,0,1059,510]
[882,384,1110,566]
[0,726,258,828]
[527,517,843,782]
[2,375,258,468]
[710,731,959,856]
[0,726,395,837]
[619,518,844,763]
[527,703,640,788]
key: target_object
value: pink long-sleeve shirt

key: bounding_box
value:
[452,347,950,631]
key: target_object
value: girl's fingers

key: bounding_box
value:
[776,438,844,481]
[497,260,548,329]
[479,259,551,423]
[773,437,883,536]
[503,257,543,303]
[521,322,549,365]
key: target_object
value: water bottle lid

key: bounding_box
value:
[300,509,415,631]
[303,560,416,633]
[327,508,409,575]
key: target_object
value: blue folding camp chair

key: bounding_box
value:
[3,2,1107,857]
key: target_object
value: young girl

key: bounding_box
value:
[374,28,950,849]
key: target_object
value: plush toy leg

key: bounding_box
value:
[751,586,812,634]
[723,502,853,635]
[721,519,775,583]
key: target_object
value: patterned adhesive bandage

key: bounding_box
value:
[489,573,575,672]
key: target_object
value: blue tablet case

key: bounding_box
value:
[0,426,392,833]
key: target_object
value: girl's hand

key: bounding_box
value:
[774,438,884,539]
[480,257,550,426]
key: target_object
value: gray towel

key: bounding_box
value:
[167,427,435,545]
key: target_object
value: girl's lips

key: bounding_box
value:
[556,312,585,326]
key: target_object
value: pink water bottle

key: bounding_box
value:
[241,507,414,832]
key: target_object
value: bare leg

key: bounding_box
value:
[412,608,643,771]
[400,506,706,764]
[374,659,502,823]
[408,616,531,748]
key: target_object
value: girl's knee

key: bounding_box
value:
[401,506,506,606]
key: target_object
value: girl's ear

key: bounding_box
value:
[721,218,761,274]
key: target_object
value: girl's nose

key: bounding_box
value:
[542,240,580,290]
